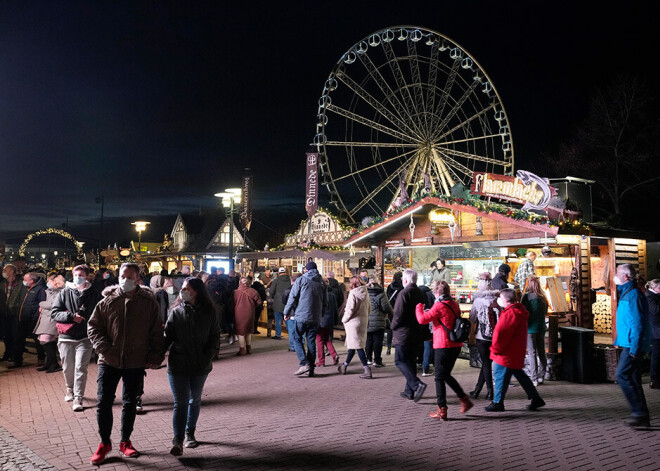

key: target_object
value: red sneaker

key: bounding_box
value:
[119,440,140,458]
[90,442,112,465]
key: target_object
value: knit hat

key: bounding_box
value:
[498,264,511,274]
[305,261,317,271]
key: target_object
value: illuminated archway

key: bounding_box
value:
[19,228,85,261]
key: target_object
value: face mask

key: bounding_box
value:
[180,290,192,303]
[73,276,86,286]
[361,276,369,283]
[119,278,137,293]
[613,275,626,286]
[47,282,52,290]
[166,286,175,295]
[23,281,29,287]
[103,273,110,280]
[1,272,7,279]
[497,297,506,308]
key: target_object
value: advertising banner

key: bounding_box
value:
[240,172,253,231]
[305,152,319,218]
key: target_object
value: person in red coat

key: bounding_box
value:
[485,288,545,412]
[416,280,473,420]
[232,277,262,356]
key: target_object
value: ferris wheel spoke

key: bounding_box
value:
[436,133,502,147]
[336,72,424,141]
[436,151,475,180]
[432,103,496,142]
[437,146,511,167]
[381,41,424,133]
[430,80,481,141]
[332,148,418,182]
[406,40,427,128]
[349,165,409,217]
[425,45,441,124]
[325,141,417,148]
[325,103,415,143]
[427,59,461,133]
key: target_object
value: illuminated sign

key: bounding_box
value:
[556,234,582,245]
[410,237,433,246]
[471,170,557,211]
[385,239,405,247]
[428,208,455,226]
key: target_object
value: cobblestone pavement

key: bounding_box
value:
[1,334,659,470]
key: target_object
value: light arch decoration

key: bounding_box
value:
[19,228,85,260]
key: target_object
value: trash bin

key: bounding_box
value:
[560,326,594,383]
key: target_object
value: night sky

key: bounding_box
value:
[1,1,659,249]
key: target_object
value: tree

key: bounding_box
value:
[551,76,660,225]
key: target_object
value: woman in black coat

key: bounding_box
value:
[646,279,660,389]
[164,277,220,456]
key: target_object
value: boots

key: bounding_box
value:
[43,342,61,373]
[359,365,372,379]
[246,345,252,354]
[429,406,448,420]
[237,347,247,356]
[459,396,474,414]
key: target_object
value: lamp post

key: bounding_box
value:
[214,188,241,271]
[131,221,151,254]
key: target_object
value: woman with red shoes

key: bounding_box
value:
[415,280,473,420]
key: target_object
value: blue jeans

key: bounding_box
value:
[616,347,649,418]
[292,320,318,367]
[274,312,284,337]
[395,343,422,396]
[422,340,433,370]
[492,361,539,404]
[168,373,209,444]
[285,318,296,349]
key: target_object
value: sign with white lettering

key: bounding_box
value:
[471,170,557,211]
[305,152,319,218]
[285,211,351,247]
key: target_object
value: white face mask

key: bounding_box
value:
[497,297,506,308]
[23,280,29,287]
[613,275,625,286]
[47,282,52,290]
[180,290,192,303]
[73,276,86,286]
[166,286,175,295]
[119,278,137,293]
[1,272,8,279]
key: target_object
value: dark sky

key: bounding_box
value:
[1,1,659,248]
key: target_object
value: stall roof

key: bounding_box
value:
[343,196,558,247]
[237,248,368,262]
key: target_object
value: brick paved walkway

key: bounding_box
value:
[1,335,659,470]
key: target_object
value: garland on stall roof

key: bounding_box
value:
[269,207,353,252]
[268,242,346,253]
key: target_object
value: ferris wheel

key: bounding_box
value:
[314,26,514,224]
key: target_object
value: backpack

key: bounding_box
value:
[437,301,471,343]
[476,300,496,340]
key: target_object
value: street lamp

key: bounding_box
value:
[214,188,241,271]
[131,221,151,253]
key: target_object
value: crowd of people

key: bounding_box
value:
[0,256,658,465]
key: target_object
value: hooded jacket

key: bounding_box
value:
[51,282,103,341]
[87,285,164,369]
[367,284,393,332]
[283,269,327,323]
[490,302,529,369]
[469,289,500,341]
[164,300,220,376]
[614,280,651,356]
[342,285,370,349]
[269,274,291,313]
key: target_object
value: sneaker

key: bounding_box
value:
[413,382,427,403]
[526,396,546,411]
[119,440,139,458]
[272,336,282,340]
[485,401,505,412]
[626,416,651,428]
[169,443,183,456]
[366,360,373,365]
[337,364,347,375]
[135,396,144,413]
[64,388,74,402]
[90,442,112,465]
[293,365,310,376]
[72,397,83,412]
[532,380,539,387]
[36,364,49,371]
[46,364,62,373]
[400,391,414,400]
[422,369,433,377]
[183,433,198,448]
[373,362,385,368]
[429,406,448,420]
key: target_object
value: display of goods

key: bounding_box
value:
[592,295,612,334]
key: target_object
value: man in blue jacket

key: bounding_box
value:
[614,264,651,427]
[283,262,327,377]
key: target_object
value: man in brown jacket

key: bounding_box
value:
[87,263,164,465]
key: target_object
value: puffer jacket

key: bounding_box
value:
[415,296,464,349]
[614,280,651,356]
[164,301,220,376]
[490,302,529,369]
[269,274,291,313]
[87,285,164,369]
[469,289,500,341]
[34,287,62,336]
[283,269,327,323]
[51,282,103,340]
[342,285,370,349]
[367,284,393,332]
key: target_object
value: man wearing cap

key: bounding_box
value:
[492,264,512,290]
[283,262,327,377]
[269,267,291,341]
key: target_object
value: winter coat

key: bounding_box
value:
[521,292,548,334]
[614,281,651,356]
[283,269,327,324]
[645,289,660,340]
[419,285,435,309]
[232,284,262,336]
[1,279,26,317]
[367,285,393,332]
[34,287,62,336]
[164,301,220,376]
[328,277,346,320]
[386,279,404,307]
[491,272,510,290]
[269,274,291,313]
[469,289,500,341]
[19,278,47,325]
[431,267,451,284]
[154,288,170,325]
[252,281,267,317]
[490,302,529,369]
[321,288,338,329]
[51,283,103,341]
[415,296,464,349]
[87,285,164,369]
[342,285,370,349]
[390,283,427,346]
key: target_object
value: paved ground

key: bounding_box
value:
[1,334,659,471]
